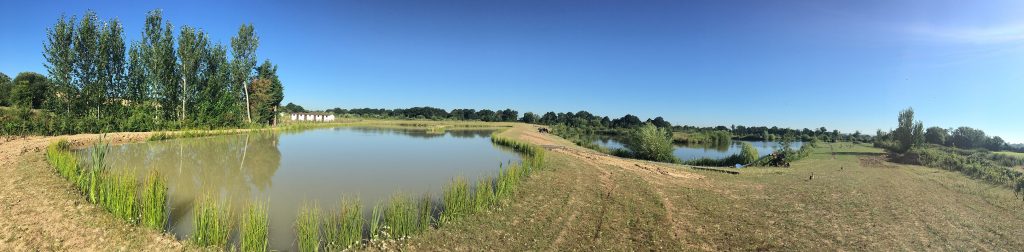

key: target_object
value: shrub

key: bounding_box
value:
[624,123,677,163]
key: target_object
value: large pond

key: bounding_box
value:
[86,127,520,251]
[593,136,803,162]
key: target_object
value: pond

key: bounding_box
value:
[86,127,520,251]
[593,136,803,162]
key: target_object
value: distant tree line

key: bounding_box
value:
[1,9,283,135]
[875,107,1019,153]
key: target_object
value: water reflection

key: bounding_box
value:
[591,135,802,162]
[89,127,518,250]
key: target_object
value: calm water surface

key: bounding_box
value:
[89,127,519,251]
[593,136,803,161]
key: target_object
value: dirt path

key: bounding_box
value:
[0,133,185,251]
[505,124,700,249]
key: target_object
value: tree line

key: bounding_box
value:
[876,107,1019,153]
[1,9,283,135]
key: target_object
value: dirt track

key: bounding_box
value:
[0,133,184,251]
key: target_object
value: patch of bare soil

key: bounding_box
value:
[859,155,896,168]
[0,133,184,251]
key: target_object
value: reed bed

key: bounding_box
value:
[369,201,385,241]
[191,195,233,249]
[474,176,495,212]
[240,201,269,252]
[296,202,322,252]
[440,177,471,226]
[385,193,417,239]
[100,170,137,223]
[417,194,434,232]
[324,197,362,251]
[140,170,168,230]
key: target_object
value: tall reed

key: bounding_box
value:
[369,201,385,241]
[239,201,269,252]
[296,202,321,252]
[324,197,362,251]
[385,193,417,239]
[101,169,137,223]
[440,177,470,225]
[140,170,168,230]
[474,177,494,212]
[417,194,433,233]
[191,195,232,249]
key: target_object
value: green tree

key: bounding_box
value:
[892,107,923,153]
[0,72,11,106]
[98,17,126,119]
[11,72,50,109]
[739,142,759,164]
[75,11,103,116]
[950,127,987,149]
[249,60,283,125]
[924,126,948,145]
[177,25,208,123]
[142,10,180,121]
[231,24,259,123]
[520,112,539,123]
[43,14,76,114]
[624,123,677,163]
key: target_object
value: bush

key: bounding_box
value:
[624,123,677,163]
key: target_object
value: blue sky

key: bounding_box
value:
[1,0,1022,142]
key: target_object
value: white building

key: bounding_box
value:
[289,113,335,122]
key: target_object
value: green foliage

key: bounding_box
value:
[191,195,232,249]
[10,72,49,109]
[417,194,434,232]
[739,142,759,164]
[440,177,471,226]
[384,193,417,239]
[891,107,923,153]
[10,9,272,136]
[624,123,678,163]
[369,201,384,241]
[239,201,269,252]
[925,126,948,145]
[912,146,1024,194]
[100,170,137,223]
[296,202,321,252]
[474,177,495,212]
[323,197,362,251]
[140,170,168,230]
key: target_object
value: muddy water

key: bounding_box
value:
[89,127,519,251]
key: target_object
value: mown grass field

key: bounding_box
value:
[406,128,1024,250]
[5,121,1023,251]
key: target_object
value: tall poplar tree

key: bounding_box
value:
[231,24,258,123]
[43,14,76,115]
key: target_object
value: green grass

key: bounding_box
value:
[440,177,471,226]
[369,201,384,241]
[323,197,362,251]
[239,201,269,252]
[473,176,495,212]
[995,151,1024,158]
[140,170,168,230]
[296,202,322,252]
[384,193,417,239]
[417,194,434,232]
[100,169,137,223]
[191,195,232,249]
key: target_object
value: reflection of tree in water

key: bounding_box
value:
[102,133,281,225]
[338,127,493,139]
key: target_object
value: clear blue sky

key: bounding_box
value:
[1,0,1022,142]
